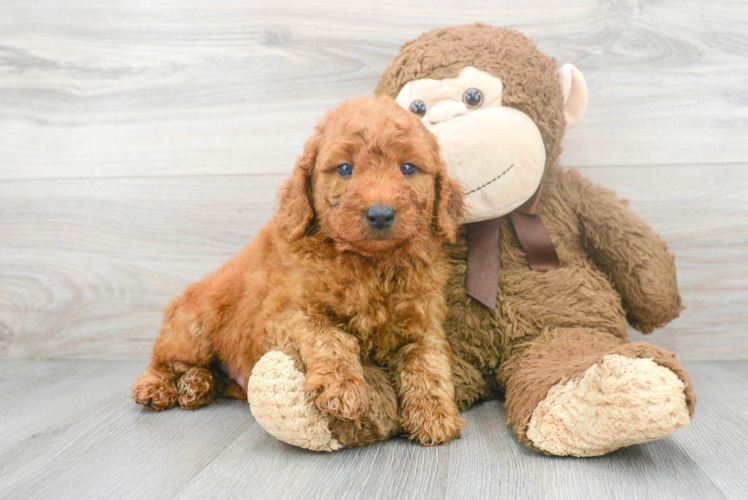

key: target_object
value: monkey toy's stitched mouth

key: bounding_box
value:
[465,164,515,196]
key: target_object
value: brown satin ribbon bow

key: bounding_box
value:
[465,186,560,309]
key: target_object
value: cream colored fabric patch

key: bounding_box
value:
[395,66,546,223]
[526,354,691,457]
[431,107,545,222]
[248,351,341,452]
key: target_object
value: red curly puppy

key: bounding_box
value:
[133,97,465,445]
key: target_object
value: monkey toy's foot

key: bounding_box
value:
[248,349,401,451]
[525,353,692,457]
[248,350,343,452]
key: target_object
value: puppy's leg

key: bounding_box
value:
[133,295,217,410]
[280,312,369,420]
[392,337,465,446]
[214,370,248,401]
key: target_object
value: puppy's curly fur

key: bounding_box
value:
[133,97,466,445]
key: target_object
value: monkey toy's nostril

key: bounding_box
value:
[365,204,396,230]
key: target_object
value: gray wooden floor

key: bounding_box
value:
[0,360,746,500]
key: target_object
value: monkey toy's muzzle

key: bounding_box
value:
[428,106,546,223]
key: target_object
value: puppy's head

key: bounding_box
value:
[276,97,464,255]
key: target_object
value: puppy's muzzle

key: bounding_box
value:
[365,204,396,230]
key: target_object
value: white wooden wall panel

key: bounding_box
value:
[1,0,746,360]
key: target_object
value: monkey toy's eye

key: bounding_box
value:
[463,88,483,108]
[400,163,416,177]
[409,100,427,117]
[336,163,353,177]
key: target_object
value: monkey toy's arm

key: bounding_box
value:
[567,170,682,334]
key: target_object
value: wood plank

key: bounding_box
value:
[175,403,499,500]
[579,164,748,252]
[0,361,252,499]
[2,360,744,499]
[0,361,144,488]
[1,163,746,361]
[0,175,279,360]
[0,361,140,447]
[492,407,726,500]
[1,402,253,500]
[667,361,748,499]
[1,0,747,181]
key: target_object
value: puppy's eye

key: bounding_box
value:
[409,100,427,117]
[463,88,483,108]
[400,163,417,177]
[336,163,353,177]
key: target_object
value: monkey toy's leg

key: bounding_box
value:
[497,328,696,457]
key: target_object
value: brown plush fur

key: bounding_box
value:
[133,97,466,446]
[296,23,695,451]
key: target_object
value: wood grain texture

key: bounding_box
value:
[0,360,745,499]
[1,163,745,360]
[1,0,747,180]
[0,0,746,362]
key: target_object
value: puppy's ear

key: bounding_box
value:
[434,171,465,243]
[276,133,318,240]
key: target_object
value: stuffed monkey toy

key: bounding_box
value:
[247,24,696,457]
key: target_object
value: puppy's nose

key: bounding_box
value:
[365,204,396,230]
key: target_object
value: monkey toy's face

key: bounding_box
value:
[396,66,547,223]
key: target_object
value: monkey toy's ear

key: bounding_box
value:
[275,134,318,240]
[557,63,588,129]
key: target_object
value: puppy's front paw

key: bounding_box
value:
[401,396,465,446]
[305,373,370,420]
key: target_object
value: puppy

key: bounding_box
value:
[133,97,466,445]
